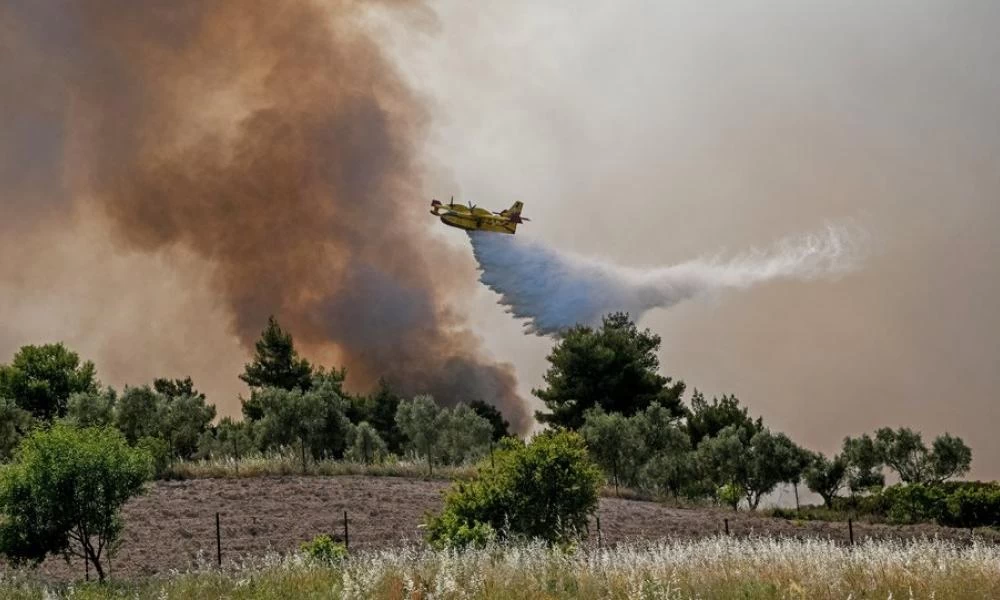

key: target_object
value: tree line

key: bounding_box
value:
[0,312,979,509]
[0,317,509,475]
[532,313,974,511]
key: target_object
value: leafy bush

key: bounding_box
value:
[717,483,743,511]
[425,512,497,550]
[881,484,947,524]
[819,482,1000,529]
[425,430,602,548]
[941,483,1000,529]
[299,534,347,563]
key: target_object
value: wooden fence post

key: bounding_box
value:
[724,518,729,536]
[596,515,602,550]
[848,518,854,546]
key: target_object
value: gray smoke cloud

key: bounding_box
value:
[469,224,866,335]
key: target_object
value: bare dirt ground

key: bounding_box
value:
[12,475,1000,582]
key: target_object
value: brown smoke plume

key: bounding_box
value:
[2,0,528,431]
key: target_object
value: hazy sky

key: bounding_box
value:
[386,0,1000,476]
[3,1,1000,478]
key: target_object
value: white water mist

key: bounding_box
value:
[468,223,867,335]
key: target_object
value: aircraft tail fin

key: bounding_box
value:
[501,201,529,225]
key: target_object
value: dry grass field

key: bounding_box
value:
[9,475,998,583]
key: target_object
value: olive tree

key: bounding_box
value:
[438,404,494,466]
[395,395,445,474]
[114,385,164,444]
[804,452,848,508]
[345,422,389,464]
[0,424,151,581]
[580,407,643,494]
[873,427,972,484]
[65,390,117,429]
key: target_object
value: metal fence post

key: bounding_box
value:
[216,512,222,567]
[343,510,349,551]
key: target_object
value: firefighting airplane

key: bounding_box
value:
[430,197,530,234]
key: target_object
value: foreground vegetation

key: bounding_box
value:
[4,537,1000,599]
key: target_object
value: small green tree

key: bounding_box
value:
[872,427,972,485]
[196,418,258,460]
[697,425,750,508]
[239,316,314,393]
[160,394,216,459]
[425,430,602,548]
[640,448,701,499]
[580,407,643,494]
[804,452,848,508]
[364,379,406,454]
[438,404,494,466]
[843,434,885,494]
[786,443,816,511]
[468,400,511,442]
[64,390,117,429]
[686,390,761,447]
[0,344,98,421]
[0,424,151,581]
[632,402,701,498]
[345,422,389,464]
[396,395,444,474]
[928,433,972,484]
[254,387,329,471]
[634,401,686,455]
[114,385,164,444]
[697,425,798,510]
[874,427,929,484]
[309,372,352,460]
[533,312,686,429]
[741,429,798,510]
[0,398,32,461]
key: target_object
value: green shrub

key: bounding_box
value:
[299,534,347,563]
[717,483,742,511]
[882,484,947,524]
[425,430,602,549]
[425,512,496,550]
[941,483,1000,529]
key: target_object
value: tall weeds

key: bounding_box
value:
[7,536,1000,599]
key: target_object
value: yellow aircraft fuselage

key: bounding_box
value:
[430,199,527,234]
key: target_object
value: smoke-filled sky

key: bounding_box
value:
[4,1,1000,476]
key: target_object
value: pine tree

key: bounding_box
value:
[239,316,314,392]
